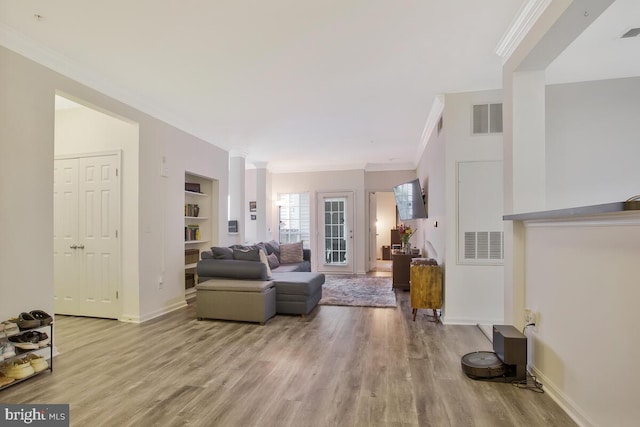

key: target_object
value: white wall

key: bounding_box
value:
[523,217,640,427]
[0,45,229,324]
[0,47,55,319]
[270,169,415,273]
[415,118,445,263]
[415,89,504,325]
[271,169,366,273]
[502,1,638,424]
[546,76,640,209]
[510,76,640,427]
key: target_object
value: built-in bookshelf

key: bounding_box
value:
[184,173,215,298]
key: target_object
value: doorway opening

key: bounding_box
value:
[53,94,139,319]
[369,191,396,273]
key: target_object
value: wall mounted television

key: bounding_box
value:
[392,178,427,220]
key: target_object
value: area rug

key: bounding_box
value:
[319,275,397,308]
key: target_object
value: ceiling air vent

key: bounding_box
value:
[621,28,640,38]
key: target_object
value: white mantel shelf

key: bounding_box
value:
[503,201,640,221]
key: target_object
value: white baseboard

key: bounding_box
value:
[529,365,594,427]
[119,299,188,323]
[443,316,503,326]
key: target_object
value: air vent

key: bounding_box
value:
[621,28,640,38]
[472,103,503,135]
[464,231,504,260]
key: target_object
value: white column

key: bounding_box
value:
[253,161,268,242]
[229,151,246,243]
[512,70,547,213]
[503,70,546,326]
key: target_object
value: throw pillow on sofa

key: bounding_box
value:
[264,240,280,257]
[266,253,279,269]
[258,249,272,279]
[279,241,304,264]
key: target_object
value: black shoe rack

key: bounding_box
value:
[0,323,53,392]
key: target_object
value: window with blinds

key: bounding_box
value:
[278,193,311,249]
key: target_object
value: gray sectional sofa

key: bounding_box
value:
[195,241,324,324]
[197,247,311,282]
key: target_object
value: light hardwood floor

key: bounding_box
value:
[1,291,576,427]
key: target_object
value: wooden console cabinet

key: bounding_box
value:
[392,253,413,290]
[410,264,442,322]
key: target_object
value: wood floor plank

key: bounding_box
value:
[0,291,576,427]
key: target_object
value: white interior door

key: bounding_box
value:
[54,154,121,319]
[53,159,80,315]
[316,191,355,274]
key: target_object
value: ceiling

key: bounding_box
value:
[546,0,640,84]
[2,1,637,172]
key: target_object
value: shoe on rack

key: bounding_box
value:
[24,354,48,373]
[8,333,40,350]
[2,342,16,359]
[29,310,53,326]
[1,321,20,337]
[15,313,41,331]
[0,372,15,387]
[3,359,35,379]
[36,332,50,348]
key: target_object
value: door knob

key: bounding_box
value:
[77,244,85,249]
[70,245,78,249]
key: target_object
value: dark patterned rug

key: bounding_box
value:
[319,275,397,308]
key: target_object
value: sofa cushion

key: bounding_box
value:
[279,241,304,264]
[211,246,234,260]
[233,247,261,261]
[266,253,280,269]
[197,278,274,293]
[273,261,310,272]
[271,272,325,296]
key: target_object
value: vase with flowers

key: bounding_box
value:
[398,224,416,254]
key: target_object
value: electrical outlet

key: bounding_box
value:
[524,308,534,324]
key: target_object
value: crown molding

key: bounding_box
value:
[415,94,445,161]
[0,23,211,147]
[495,0,552,63]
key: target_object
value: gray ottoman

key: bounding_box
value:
[271,272,325,316]
[196,279,276,325]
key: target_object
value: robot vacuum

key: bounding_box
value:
[461,325,527,382]
[461,351,507,379]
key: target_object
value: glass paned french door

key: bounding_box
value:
[324,198,347,264]
[317,191,355,273]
